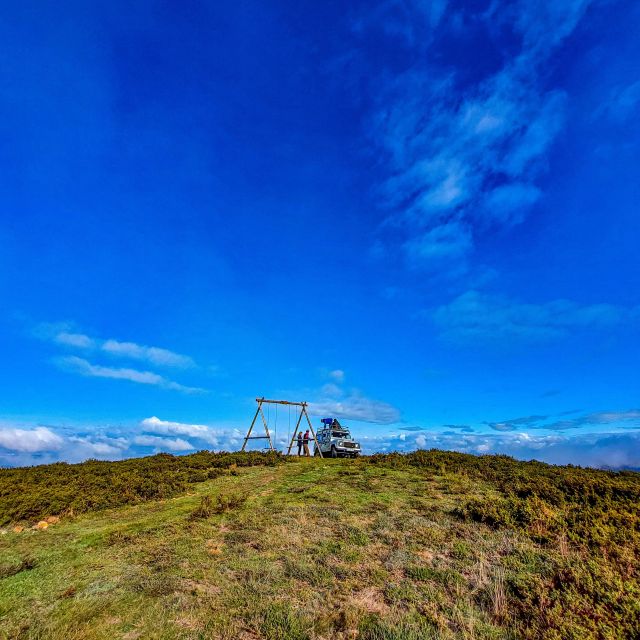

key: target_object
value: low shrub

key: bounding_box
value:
[190,495,214,520]
[0,556,36,579]
[0,451,283,524]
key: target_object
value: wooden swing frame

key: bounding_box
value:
[241,397,323,457]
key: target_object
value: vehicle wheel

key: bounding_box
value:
[331,446,338,458]
[314,448,320,456]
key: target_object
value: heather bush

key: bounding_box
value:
[0,450,283,524]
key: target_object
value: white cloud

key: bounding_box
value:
[308,394,401,425]
[56,356,206,394]
[133,435,194,452]
[141,416,219,444]
[0,426,64,452]
[66,435,130,460]
[310,369,400,425]
[54,332,95,349]
[469,430,640,469]
[101,340,194,368]
[363,428,640,469]
[39,323,196,369]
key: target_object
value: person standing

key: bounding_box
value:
[297,431,303,456]
[303,430,311,457]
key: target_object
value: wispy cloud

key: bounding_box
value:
[308,394,400,425]
[299,370,402,424]
[542,409,640,431]
[401,423,473,433]
[351,0,449,48]
[403,219,472,269]
[601,80,640,121]
[365,0,595,271]
[586,410,640,423]
[54,332,96,349]
[56,356,206,394]
[39,323,196,369]
[432,290,634,344]
[36,323,206,393]
[442,424,475,433]
[485,415,549,432]
[101,339,194,368]
[483,409,640,432]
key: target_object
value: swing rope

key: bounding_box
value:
[287,404,291,455]
[274,404,278,451]
[266,403,271,452]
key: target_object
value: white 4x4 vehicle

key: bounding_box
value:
[314,418,361,458]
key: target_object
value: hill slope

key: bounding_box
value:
[1,453,639,639]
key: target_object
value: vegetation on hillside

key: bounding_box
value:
[368,451,640,639]
[0,450,282,525]
[1,450,638,639]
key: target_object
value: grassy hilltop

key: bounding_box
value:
[1,451,639,640]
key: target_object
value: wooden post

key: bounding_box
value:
[241,398,275,452]
[286,406,306,455]
[241,400,263,451]
[303,405,323,458]
[258,404,275,451]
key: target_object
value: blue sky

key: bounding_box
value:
[1,0,639,468]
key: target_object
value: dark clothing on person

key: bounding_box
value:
[303,430,311,457]
[297,433,303,456]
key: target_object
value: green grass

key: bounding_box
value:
[0,452,638,639]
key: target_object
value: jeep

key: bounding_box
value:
[314,418,361,458]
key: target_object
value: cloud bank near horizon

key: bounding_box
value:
[1,411,639,470]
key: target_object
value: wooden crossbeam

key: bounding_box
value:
[256,398,307,406]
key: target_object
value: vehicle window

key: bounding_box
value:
[332,431,349,438]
